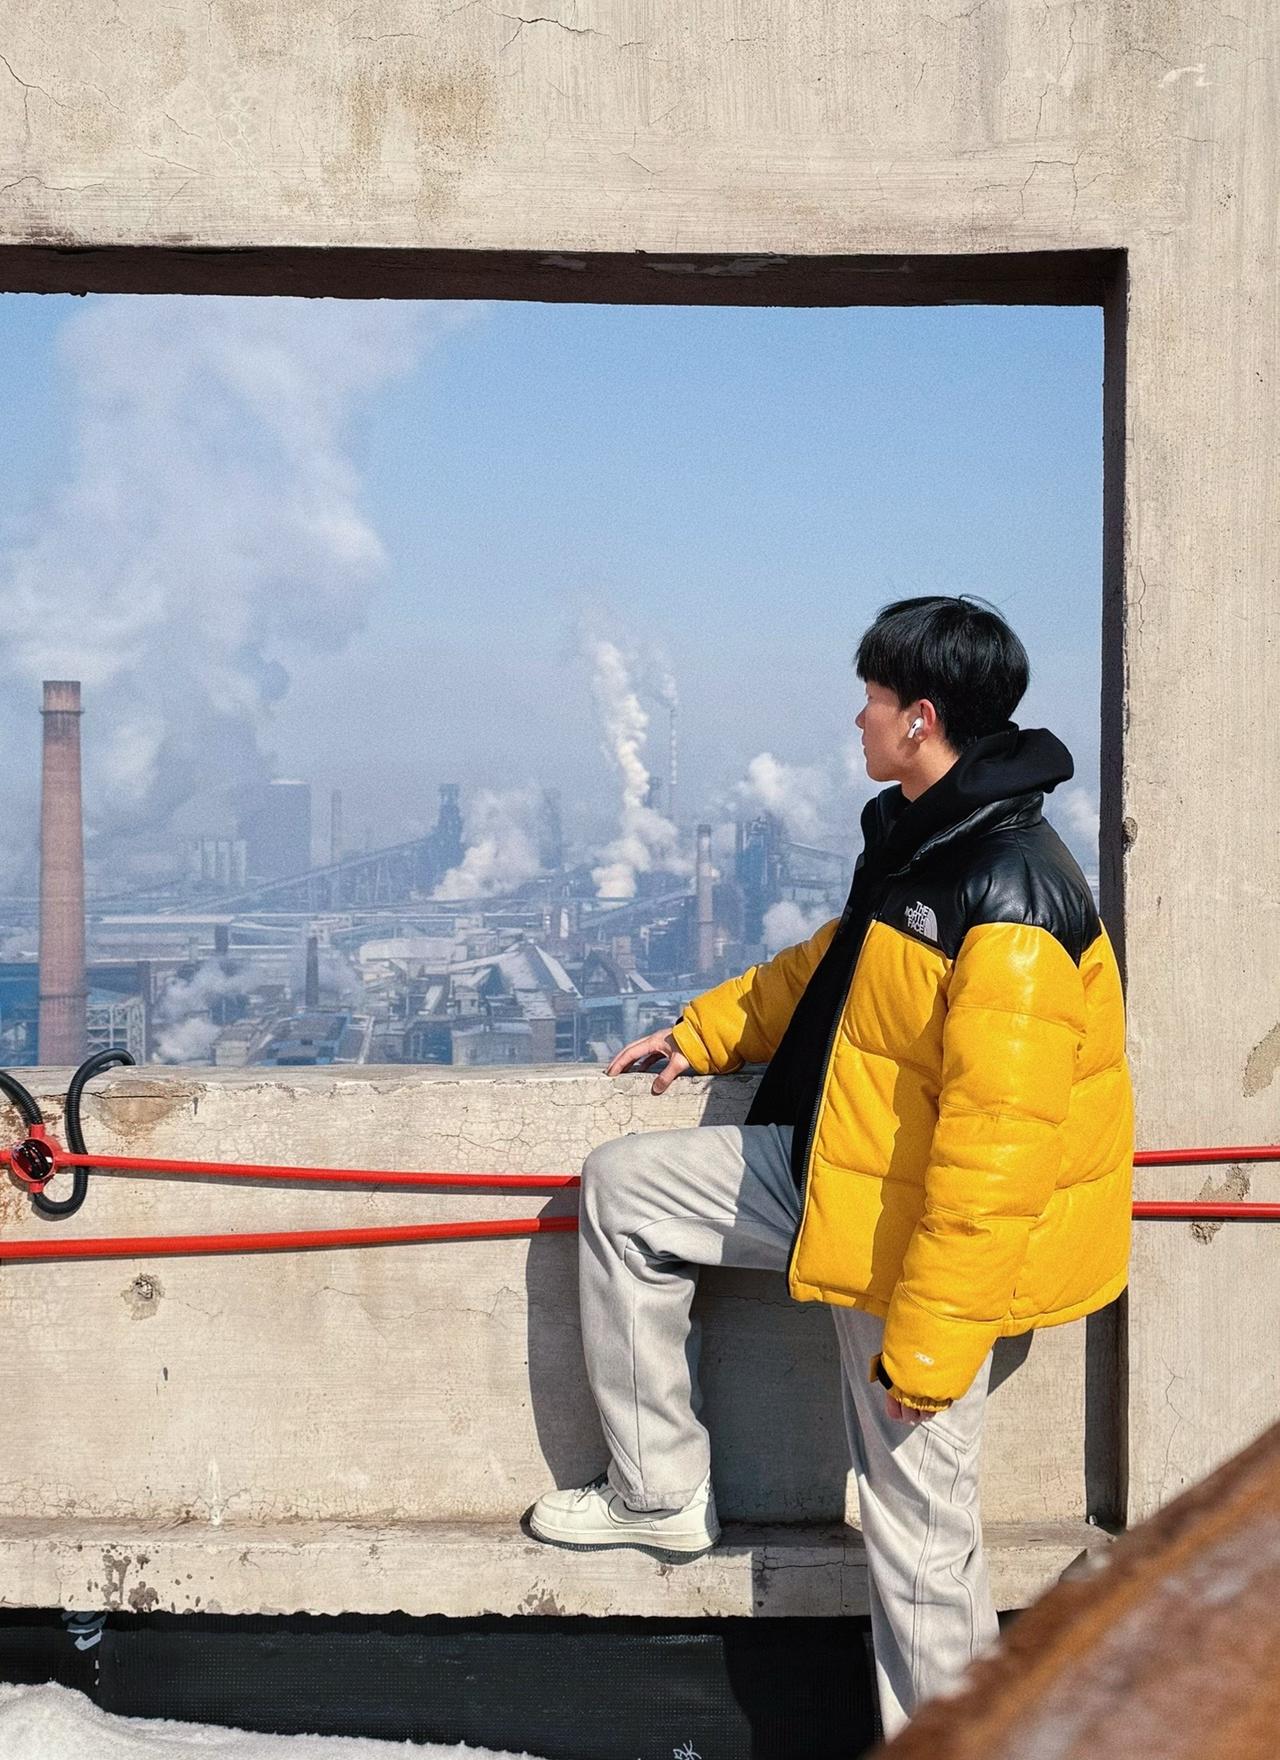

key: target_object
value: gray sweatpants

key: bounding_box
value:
[578,1122,999,1738]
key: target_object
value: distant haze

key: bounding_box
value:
[0,296,1104,890]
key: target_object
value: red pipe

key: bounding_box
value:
[3,1142,1276,1189]
[1134,1147,1280,1167]
[2,1132,1277,1189]
[0,1214,577,1262]
[1133,1202,1280,1221]
[8,1149,579,1191]
[0,1202,1270,1263]
[0,1136,1277,1263]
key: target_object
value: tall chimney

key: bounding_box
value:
[695,822,715,976]
[38,680,87,1065]
[136,958,156,1062]
[330,789,343,866]
[668,703,678,830]
[304,933,320,1010]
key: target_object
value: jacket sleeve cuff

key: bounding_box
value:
[670,1016,712,1075]
[867,1353,954,1414]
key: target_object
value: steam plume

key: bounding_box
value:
[762,899,831,954]
[153,959,246,1064]
[588,639,683,900]
[0,297,465,885]
[434,788,545,900]
[735,753,832,844]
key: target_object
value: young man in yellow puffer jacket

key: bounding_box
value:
[529,596,1133,1735]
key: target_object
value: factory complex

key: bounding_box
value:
[0,684,851,1070]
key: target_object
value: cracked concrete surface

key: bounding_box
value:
[0,0,1235,252]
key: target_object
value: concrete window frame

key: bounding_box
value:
[0,240,1129,1547]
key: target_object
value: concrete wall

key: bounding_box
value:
[2,0,1279,1542]
[0,1066,1087,1520]
[0,1066,1107,1614]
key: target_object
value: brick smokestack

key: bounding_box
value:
[38,680,87,1065]
[695,823,715,976]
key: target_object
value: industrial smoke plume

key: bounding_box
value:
[588,638,684,901]
[434,788,545,900]
[734,751,836,845]
[0,297,464,888]
[153,960,247,1064]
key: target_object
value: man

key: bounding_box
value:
[529,595,1133,1735]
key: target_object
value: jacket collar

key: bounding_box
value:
[900,791,1046,872]
[860,724,1074,877]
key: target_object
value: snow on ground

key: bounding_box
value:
[0,1683,548,1760]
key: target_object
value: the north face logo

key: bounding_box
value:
[904,900,939,943]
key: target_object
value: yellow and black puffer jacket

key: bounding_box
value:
[670,728,1133,1413]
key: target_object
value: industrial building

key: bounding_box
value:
[237,779,313,883]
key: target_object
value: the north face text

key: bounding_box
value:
[904,900,939,943]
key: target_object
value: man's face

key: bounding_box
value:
[855,680,920,784]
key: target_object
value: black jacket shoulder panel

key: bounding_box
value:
[951,822,1099,963]
[875,812,1099,965]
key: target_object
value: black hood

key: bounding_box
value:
[865,723,1074,874]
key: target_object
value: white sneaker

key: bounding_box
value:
[528,1473,720,1559]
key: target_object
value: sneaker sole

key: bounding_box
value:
[526,1513,720,1563]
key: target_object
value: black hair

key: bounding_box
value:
[855,595,1030,753]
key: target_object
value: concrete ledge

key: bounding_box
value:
[0,1065,1105,1547]
[0,1518,1112,1621]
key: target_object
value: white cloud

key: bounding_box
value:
[1051,784,1100,868]
[762,899,831,954]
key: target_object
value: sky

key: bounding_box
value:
[0,293,1103,888]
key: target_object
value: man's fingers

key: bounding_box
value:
[886,1392,928,1426]
[651,1054,690,1095]
[605,1039,653,1076]
[606,1031,679,1078]
[606,1030,685,1085]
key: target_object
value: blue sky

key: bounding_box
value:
[0,294,1103,875]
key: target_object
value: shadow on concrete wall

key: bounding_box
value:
[521,1081,871,1527]
[522,1231,853,1525]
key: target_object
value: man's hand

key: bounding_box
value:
[605,1027,691,1095]
[886,1392,932,1427]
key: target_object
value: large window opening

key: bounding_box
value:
[0,272,1108,1074]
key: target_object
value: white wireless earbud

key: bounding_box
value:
[907,717,925,739]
